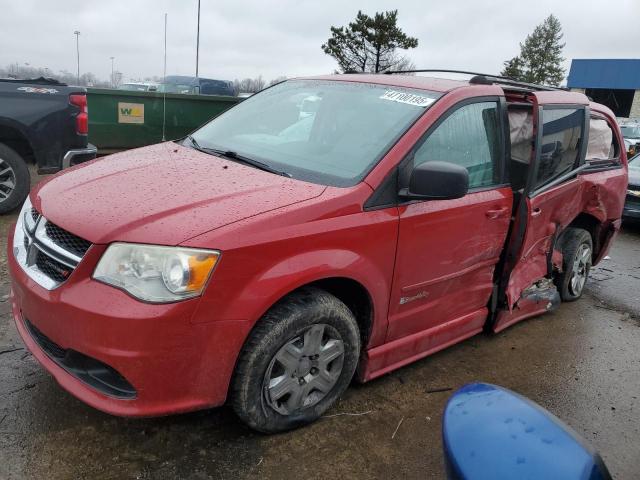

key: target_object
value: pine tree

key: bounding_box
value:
[502,56,525,81]
[500,15,566,86]
[322,11,418,73]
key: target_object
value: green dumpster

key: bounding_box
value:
[87,88,241,154]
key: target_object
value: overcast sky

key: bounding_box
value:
[1,0,639,83]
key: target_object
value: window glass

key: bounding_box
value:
[192,80,440,187]
[535,108,583,188]
[413,102,501,189]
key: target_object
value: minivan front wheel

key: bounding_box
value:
[231,288,360,433]
[0,143,30,214]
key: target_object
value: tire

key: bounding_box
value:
[0,143,30,214]
[231,287,360,433]
[556,227,593,301]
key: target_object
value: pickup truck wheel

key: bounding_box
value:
[0,143,30,214]
[231,287,360,433]
[556,228,593,302]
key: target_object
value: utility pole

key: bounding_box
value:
[162,13,167,141]
[110,57,115,88]
[195,0,200,78]
[74,30,81,85]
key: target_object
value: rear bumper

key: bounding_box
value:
[62,143,97,168]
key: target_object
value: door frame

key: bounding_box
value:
[491,96,592,329]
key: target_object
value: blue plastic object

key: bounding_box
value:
[442,383,612,480]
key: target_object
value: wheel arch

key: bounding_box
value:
[0,121,36,164]
[243,275,375,353]
[561,212,604,259]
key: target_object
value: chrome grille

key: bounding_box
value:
[44,222,91,257]
[13,207,92,290]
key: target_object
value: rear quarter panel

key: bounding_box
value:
[0,82,87,170]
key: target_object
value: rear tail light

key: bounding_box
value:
[69,93,88,135]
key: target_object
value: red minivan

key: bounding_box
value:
[8,73,627,432]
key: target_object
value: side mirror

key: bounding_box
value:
[193,85,201,95]
[400,161,469,200]
[443,383,612,480]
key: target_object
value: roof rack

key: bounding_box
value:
[381,69,568,92]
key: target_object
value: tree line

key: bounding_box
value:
[3,13,567,90]
[322,11,566,86]
[0,63,287,94]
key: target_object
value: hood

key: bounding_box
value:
[33,142,325,245]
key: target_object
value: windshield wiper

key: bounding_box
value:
[186,135,291,178]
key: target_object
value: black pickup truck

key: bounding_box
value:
[0,77,96,213]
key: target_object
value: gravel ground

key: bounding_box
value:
[0,170,639,479]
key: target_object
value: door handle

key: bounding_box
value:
[485,207,510,219]
[531,207,542,217]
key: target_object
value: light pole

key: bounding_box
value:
[110,57,115,88]
[74,30,81,85]
[195,0,200,78]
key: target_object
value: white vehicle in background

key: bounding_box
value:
[117,82,159,92]
[620,120,640,156]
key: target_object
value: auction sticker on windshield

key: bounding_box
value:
[380,90,435,107]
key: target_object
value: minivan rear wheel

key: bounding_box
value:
[231,287,360,433]
[556,228,593,301]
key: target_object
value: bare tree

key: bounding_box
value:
[268,76,288,86]
[232,76,267,94]
[0,63,110,87]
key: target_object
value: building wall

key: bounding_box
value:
[630,90,640,119]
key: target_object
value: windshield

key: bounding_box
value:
[630,154,640,171]
[190,80,440,186]
[621,125,640,138]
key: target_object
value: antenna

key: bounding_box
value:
[162,13,167,142]
[195,0,201,78]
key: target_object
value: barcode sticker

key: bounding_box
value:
[380,90,435,107]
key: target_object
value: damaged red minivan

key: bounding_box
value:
[8,72,627,432]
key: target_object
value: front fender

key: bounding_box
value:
[192,247,392,349]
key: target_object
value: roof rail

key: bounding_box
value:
[381,69,568,92]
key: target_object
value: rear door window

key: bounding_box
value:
[413,101,502,189]
[534,108,584,189]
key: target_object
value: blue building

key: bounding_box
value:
[567,59,640,118]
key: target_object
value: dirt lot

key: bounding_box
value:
[1,174,639,479]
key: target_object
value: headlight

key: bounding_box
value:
[93,243,220,303]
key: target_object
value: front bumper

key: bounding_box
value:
[8,225,250,417]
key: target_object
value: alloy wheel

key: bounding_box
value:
[263,323,345,415]
[569,243,591,296]
[0,157,16,203]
